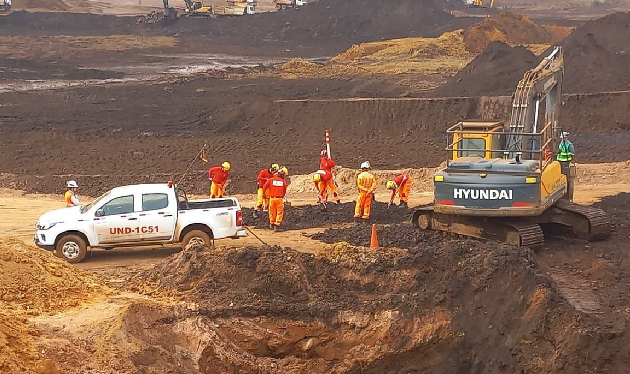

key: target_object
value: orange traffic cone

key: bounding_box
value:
[370,224,379,248]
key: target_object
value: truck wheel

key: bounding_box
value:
[55,235,87,263]
[280,4,286,9]
[182,230,212,249]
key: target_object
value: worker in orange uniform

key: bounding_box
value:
[312,169,332,204]
[208,162,231,198]
[355,161,377,222]
[320,150,341,203]
[386,173,413,208]
[65,180,80,207]
[255,163,279,215]
[263,168,288,231]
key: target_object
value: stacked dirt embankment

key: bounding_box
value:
[128,239,630,373]
[464,12,570,53]
[561,11,630,93]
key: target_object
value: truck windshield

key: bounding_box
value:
[80,191,112,214]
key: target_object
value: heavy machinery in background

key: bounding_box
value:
[180,0,256,17]
[273,0,306,10]
[0,0,11,11]
[412,46,610,248]
[464,0,495,8]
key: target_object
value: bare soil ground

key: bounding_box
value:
[2,3,630,373]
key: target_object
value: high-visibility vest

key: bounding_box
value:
[65,190,75,207]
[557,141,573,161]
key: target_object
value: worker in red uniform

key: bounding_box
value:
[320,150,341,203]
[256,163,279,215]
[386,173,413,208]
[208,162,230,198]
[312,169,332,204]
[355,161,377,222]
[263,168,288,231]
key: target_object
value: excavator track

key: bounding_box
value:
[550,200,611,241]
[413,208,544,249]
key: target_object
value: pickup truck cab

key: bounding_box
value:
[34,183,247,263]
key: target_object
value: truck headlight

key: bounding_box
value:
[37,222,58,230]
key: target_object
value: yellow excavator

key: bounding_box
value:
[412,46,610,248]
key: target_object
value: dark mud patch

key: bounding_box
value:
[242,201,411,230]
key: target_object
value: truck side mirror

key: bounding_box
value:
[95,209,105,217]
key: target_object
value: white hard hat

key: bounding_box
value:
[560,131,570,138]
[360,161,371,169]
[67,180,78,188]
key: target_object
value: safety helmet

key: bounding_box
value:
[560,131,570,139]
[67,180,79,188]
[320,149,328,158]
[270,163,280,172]
[280,166,289,176]
[221,161,231,171]
[386,181,396,190]
[360,161,371,170]
[313,173,322,182]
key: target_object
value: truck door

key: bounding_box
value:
[93,195,140,244]
[139,192,176,241]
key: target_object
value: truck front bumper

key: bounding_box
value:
[34,233,55,251]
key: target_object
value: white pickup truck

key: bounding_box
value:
[34,183,247,263]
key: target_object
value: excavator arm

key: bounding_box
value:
[504,47,563,158]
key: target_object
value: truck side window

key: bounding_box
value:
[101,195,134,216]
[142,193,169,211]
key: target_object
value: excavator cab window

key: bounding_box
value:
[192,1,202,9]
[458,138,486,158]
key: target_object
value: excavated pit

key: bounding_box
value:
[123,226,630,374]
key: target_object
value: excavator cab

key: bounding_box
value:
[451,121,506,160]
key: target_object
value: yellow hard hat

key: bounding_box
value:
[221,162,231,171]
[386,181,396,190]
[313,173,321,182]
[271,163,280,172]
[280,166,288,176]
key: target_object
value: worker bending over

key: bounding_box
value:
[256,163,279,214]
[208,162,231,198]
[312,169,332,204]
[320,150,341,203]
[65,180,80,207]
[386,173,413,208]
[355,161,376,222]
[263,168,288,231]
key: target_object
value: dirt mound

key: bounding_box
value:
[0,238,109,315]
[242,201,411,230]
[165,0,459,55]
[561,12,630,93]
[0,309,47,374]
[432,41,538,97]
[128,241,630,373]
[332,29,469,61]
[464,12,570,53]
